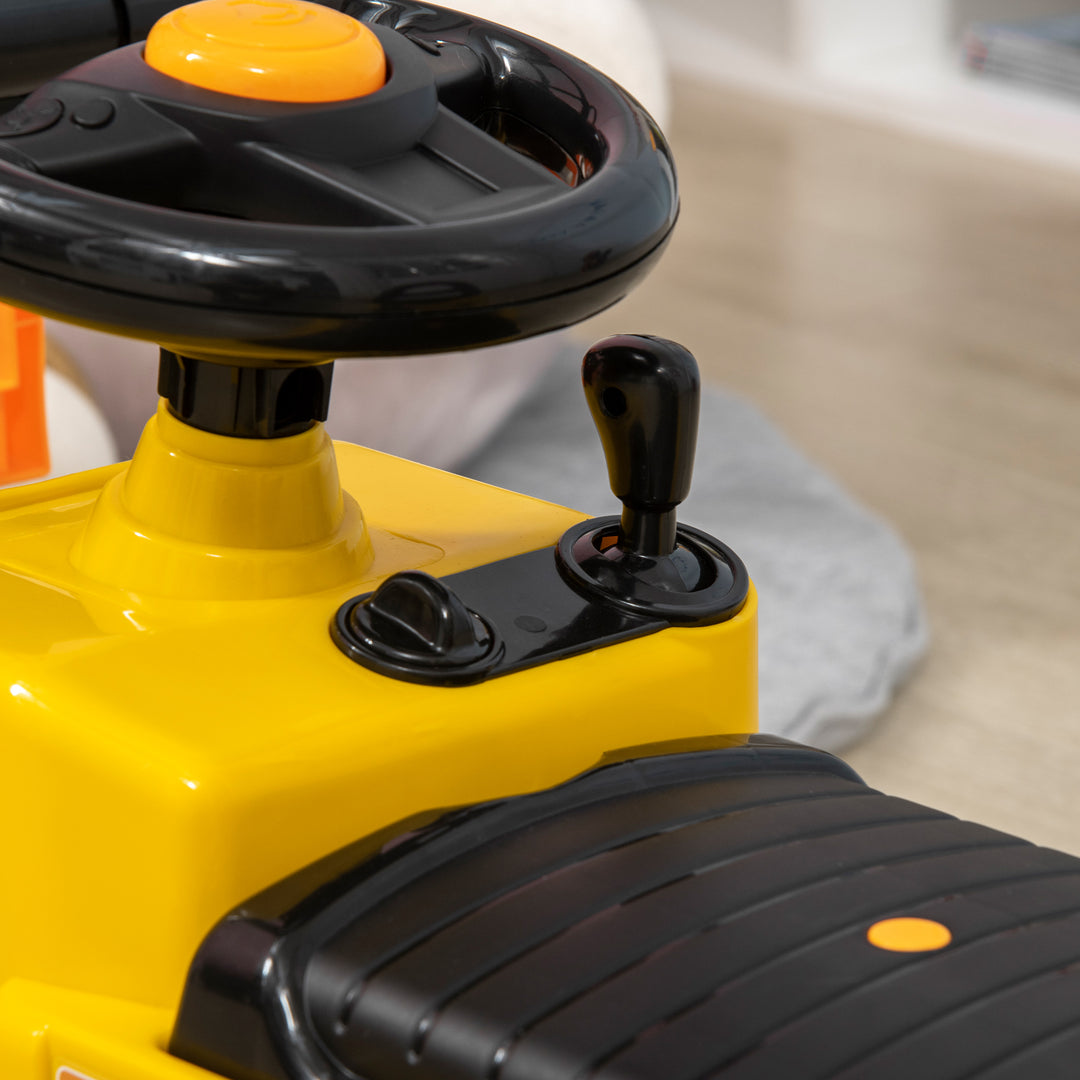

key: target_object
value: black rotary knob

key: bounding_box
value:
[332,571,503,685]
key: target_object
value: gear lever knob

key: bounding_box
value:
[582,335,701,557]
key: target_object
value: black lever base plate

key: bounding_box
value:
[331,521,749,687]
[332,544,664,686]
[556,516,750,626]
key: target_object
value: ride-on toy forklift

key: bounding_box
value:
[0,2,1078,1078]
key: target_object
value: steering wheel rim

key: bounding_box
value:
[0,0,678,362]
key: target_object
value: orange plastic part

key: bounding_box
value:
[866,917,953,953]
[145,0,386,103]
[0,305,49,486]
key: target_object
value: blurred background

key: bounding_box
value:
[580,0,1080,852]
[649,0,1080,168]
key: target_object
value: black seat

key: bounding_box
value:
[172,738,1080,1080]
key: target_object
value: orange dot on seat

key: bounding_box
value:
[867,917,952,953]
[145,0,386,103]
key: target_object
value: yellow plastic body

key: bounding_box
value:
[0,409,757,1080]
[145,0,386,103]
[74,401,372,599]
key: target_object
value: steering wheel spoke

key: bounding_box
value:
[242,145,431,226]
[421,106,569,195]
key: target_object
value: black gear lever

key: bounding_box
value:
[557,335,749,626]
[581,335,700,557]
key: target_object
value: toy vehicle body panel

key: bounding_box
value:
[0,440,757,1031]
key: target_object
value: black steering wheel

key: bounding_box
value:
[0,0,678,362]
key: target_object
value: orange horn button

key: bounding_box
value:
[145,0,386,103]
[867,917,953,953]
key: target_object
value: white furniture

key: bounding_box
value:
[654,0,1080,171]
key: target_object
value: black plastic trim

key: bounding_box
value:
[331,526,749,686]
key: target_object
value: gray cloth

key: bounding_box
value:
[457,351,928,751]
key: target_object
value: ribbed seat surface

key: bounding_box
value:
[299,746,1080,1080]
[170,742,1080,1080]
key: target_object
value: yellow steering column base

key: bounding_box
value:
[72,400,372,600]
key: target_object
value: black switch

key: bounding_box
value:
[333,571,502,685]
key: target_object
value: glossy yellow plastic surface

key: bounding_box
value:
[145,0,387,103]
[74,401,372,599]
[0,414,757,1078]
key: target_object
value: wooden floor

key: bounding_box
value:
[577,79,1080,855]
